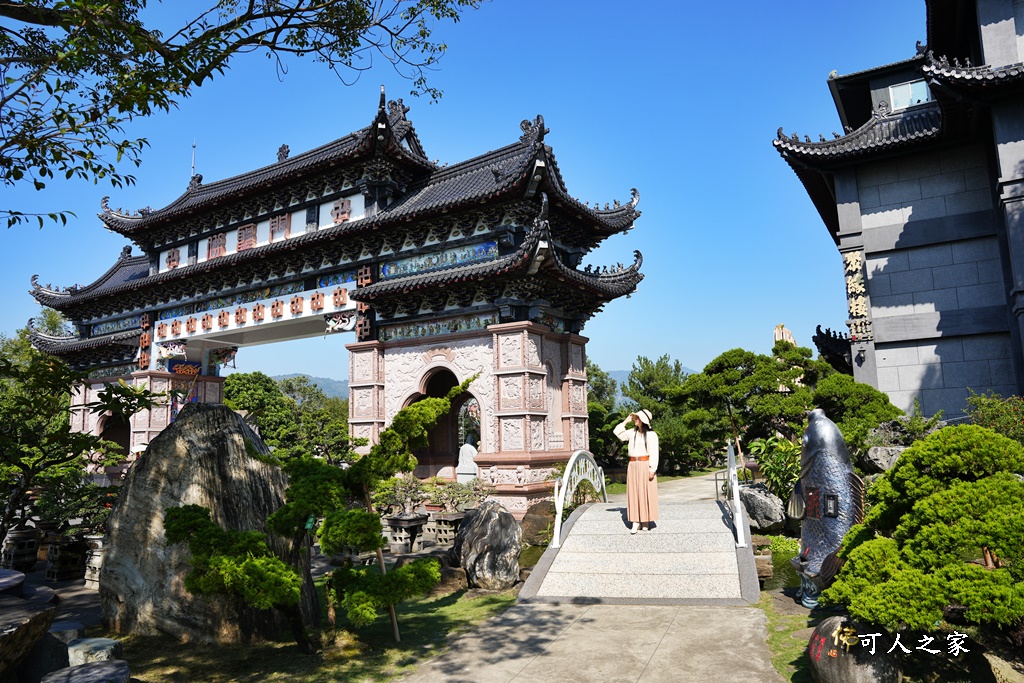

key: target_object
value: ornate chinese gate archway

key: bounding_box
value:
[28,90,645,516]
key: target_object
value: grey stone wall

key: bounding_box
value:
[852,144,1013,417]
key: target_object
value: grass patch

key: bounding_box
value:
[121,589,516,682]
[756,591,820,683]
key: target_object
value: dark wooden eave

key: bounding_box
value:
[924,57,1024,99]
[28,320,140,370]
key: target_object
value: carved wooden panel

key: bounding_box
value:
[253,303,265,321]
[138,352,150,370]
[139,332,151,347]
[331,198,351,224]
[218,311,230,328]
[201,314,213,331]
[156,323,168,339]
[185,317,197,333]
[290,296,304,315]
[356,265,373,286]
[333,287,348,307]
[269,214,291,242]
[171,320,181,335]
[310,292,325,311]
[271,300,284,318]
[235,306,247,324]
[165,249,180,269]
[356,316,372,341]
[207,233,226,259]
[237,224,257,251]
[141,313,150,330]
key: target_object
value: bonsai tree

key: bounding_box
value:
[425,477,476,514]
[374,476,429,517]
[822,425,1024,634]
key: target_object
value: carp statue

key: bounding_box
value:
[788,409,864,609]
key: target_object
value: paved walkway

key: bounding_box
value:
[402,472,781,682]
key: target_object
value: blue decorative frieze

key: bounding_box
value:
[379,312,497,342]
[380,240,498,280]
[533,315,566,333]
[88,363,136,379]
[91,315,142,336]
[157,283,304,321]
[317,271,357,289]
[269,281,306,297]
[159,304,195,320]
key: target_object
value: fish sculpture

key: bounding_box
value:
[788,409,864,609]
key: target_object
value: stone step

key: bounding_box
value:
[41,660,130,683]
[568,517,730,535]
[588,502,727,520]
[558,531,736,554]
[534,571,743,600]
[547,551,738,576]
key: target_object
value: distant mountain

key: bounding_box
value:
[272,373,348,399]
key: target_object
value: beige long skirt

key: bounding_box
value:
[626,460,658,523]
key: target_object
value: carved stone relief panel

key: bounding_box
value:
[353,350,374,382]
[570,344,583,375]
[528,376,544,410]
[499,333,522,368]
[571,419,587,451]
[526,334,542,367]
[352,423,373,442]
[501,417,524,451]
[569,381,587,413]
[530,417,545,451]
[500,376,522,410]
[352,387,375,417]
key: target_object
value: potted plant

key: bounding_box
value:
[375,477,429,553]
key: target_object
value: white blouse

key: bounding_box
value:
[613,418,660,474]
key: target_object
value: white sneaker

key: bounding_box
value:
[630,523,639,535]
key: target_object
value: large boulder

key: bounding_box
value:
[520,500,555,546]
[807,616,902,683]
[739,483,785,534]
[0,597,55,681]
[100,403,290,644]
[861,446,905,473]
[447,501,522,590]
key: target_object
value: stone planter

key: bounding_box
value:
[45,540,88,582]
[34,524,60,562]
[2,529,39,572]
[386,514,429,554]
[83,535,106,591]
[433,512,465,546]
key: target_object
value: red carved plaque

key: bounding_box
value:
[356,265,373,286]
[157,323,168,339]
[331,198,351,224]
[138,352,150,370]
[208,233,226,259]
[139,332,151,348]
[290,296,304,315]
[252,304,265,321]
[333,287,348,307]
[185,317,197,333]
[310,292,325,311]
[165,249,180,269]
[356,316,371,340]
[237,224,257,251]
[141,313,151,330]
[269,214,291,242]
[357,302,369,314]
[171,320,181,335]
[218,311,230,328]
[235,306,247,324]
[805,487,821,520]
[201,314,213,331]
[271,300,284,318]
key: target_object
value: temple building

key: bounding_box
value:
[28,89,644,515]
[776,0,1024,417]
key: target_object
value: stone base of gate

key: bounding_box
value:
[475,451,568,520]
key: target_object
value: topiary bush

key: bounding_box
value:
[966,390,1024,446]
[812,373,904,455]
[822,425,1024,631]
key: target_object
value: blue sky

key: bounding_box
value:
[2,1,927,379]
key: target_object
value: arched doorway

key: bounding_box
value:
[96,415,131,485]
[408,368,465,479]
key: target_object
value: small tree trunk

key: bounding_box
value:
[297,533,320,631]
[364,484,401,643]
[284,604,317,654]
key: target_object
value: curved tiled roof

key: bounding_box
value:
[28,320,141,354]
[773,102,942,165]
[30,251,150,307]
[923,55,1024,93]
[98,89,434,235]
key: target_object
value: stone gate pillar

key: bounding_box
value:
[347,340,387,452]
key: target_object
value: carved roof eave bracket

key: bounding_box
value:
[27,319,142,354]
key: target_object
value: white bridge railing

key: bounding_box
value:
[551,449,607,549]
[726,443,748,548]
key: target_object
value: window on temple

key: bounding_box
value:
[207,234,226,259]
[237,224,257,251]
[187,241,198,266]
[270,214,291,242]
[888,80,931,110]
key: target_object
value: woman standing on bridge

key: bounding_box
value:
[614,410,659,534]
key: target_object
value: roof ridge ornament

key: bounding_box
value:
[187,174,203,192]
[277,144,290,162]
[519,115,548,144]
[388,98,410,121]
[378,84,387,114]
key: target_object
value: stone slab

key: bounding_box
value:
[558,531,736,554]
[40,660,130,683]
[535,572,742,600]
[49,621,85,644]
[586,501,726,520]
[0,568,25,595]
[547,551,738,576]
[68,638,122,666]
[567,517,731,535]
